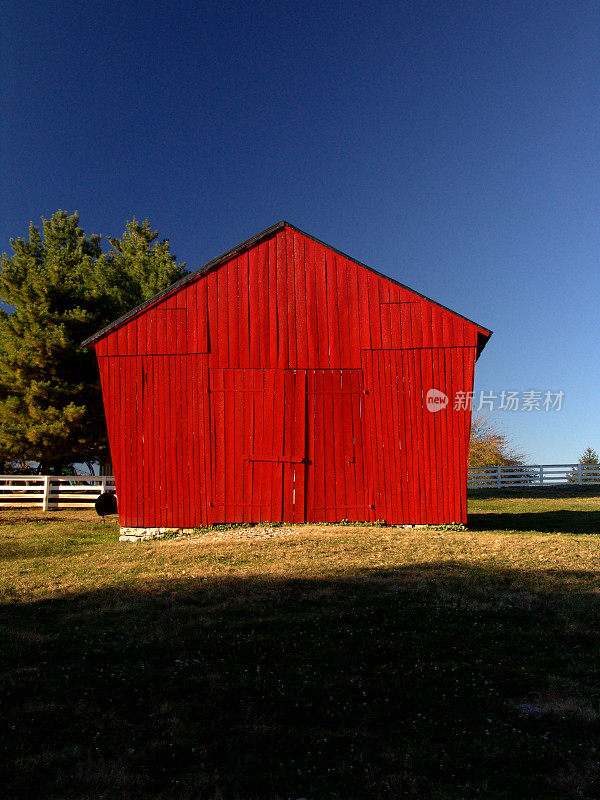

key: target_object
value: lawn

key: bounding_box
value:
[1,489,600,799]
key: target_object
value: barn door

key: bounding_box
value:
[208,369,307,523]
[305,369,372,522]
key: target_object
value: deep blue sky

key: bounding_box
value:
[2,0,599,463]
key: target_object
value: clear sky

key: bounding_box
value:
[2,0,599,463]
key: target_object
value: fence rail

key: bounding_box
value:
[468,464,600,488]
[0,475,116,510]
[0,465,598,509]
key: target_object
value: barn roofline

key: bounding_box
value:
[82,221,493,351]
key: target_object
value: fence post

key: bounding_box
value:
[42,476,50,511]
[496,466,502,488]
[101,476,107,494]
[539,465,543,485]
[578,463,583,485]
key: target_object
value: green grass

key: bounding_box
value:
[1,492,600,799]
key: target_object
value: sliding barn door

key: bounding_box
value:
[209,367,376,523]
[208,369,306,523]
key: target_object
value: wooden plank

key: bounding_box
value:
[325,251,340,368]
[379,280,392,350]
[224,369,236,520]
[310,369,321,521]
[186,282,197,355]
[251,369,267,522]
[217,263,228,368]
[184,355,193,526]
[413,348,428,523]
[357,268,371,351]
[136,311,147,357]
[293,370,306,522]
[332,370,347,518]
[160,355,169,527]
[271,369,285,519]
[233,368,244,523]
[418,349,433,524]
[211,368,225,523]
[282,369,294,521]
[276,232,288,369]
[268,236,278,368]
[257,242,270,368]
[294,231,308,368]
[248,246,260,367]
[198,275,209,354]
[201,357,211,525]
[346,261,361,367]
[342,371,358,520]
[444,349,456,523]
[261,369,274,520]
[239,251,251,368]
[398,350,414,522]
[207,271,218,368]
[367,273,382,350]
[286,229,297,369]
[157,356,168,528]
[387,352,403,522]
[336,256,351,368]
[381,351,396,522]
[177,355,186,525]
[456,348,467,523]
[187,354,197,526]
[360,351,377,520]
[314,243,328,367]
[352,369,375,521]
[228,257,239,369]
[305,370,315,520]
[305,239,319,367]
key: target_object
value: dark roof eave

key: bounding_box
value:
[82,220,493,347]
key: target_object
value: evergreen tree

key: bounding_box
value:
[100,219,187,320]
[578,446,599,465]
[567,447,600,483]
[0,211,186,471]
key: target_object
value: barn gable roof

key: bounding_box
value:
[82,221,492,351]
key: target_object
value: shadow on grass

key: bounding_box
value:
[468,484,600,501]
[468,509,600,535]
[2,565,600,799]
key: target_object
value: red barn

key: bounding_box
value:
[84,222,491,538]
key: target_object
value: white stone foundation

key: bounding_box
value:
[119,527,197,542]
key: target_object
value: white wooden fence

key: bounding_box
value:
[0,464,598,509]
[0,475,116,510]
[468,464,600,488]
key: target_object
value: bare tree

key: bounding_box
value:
[469,414,527,467]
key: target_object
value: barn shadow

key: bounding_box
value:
[468,509,600,534]
[2,565,600,799]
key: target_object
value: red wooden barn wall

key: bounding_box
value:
[91,224,490,528]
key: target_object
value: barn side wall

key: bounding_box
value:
[95,227,481,529]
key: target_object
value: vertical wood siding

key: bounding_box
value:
[95,226,486,527]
